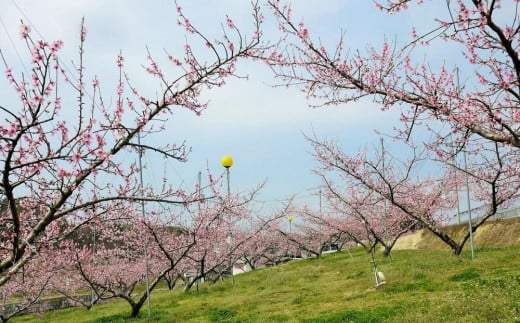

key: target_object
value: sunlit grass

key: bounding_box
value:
[12,245,520,322]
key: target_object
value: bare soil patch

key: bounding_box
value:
[394,217,520,250]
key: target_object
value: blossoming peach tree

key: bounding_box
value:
[262,0,520,254]
[0,2,263,314]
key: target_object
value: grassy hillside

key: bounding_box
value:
[12,243,520,322]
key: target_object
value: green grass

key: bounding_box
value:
[11,246,520,322]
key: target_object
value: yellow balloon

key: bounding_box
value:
[221,155,233,168]
[288,216,293,222]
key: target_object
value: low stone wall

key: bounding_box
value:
[1,294,92,318]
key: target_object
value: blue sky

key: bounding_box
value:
[0,1,450,211]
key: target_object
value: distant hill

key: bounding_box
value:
[394,217,520,250]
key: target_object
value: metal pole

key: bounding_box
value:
[451,138,461,225]
[226,167,231,197]
[455,68,461,225]
[91,227,96,304]
[319,189,322,258]
[463,149,475,259]
[381,138,388,243]
[381,137,385,178]
[198,171,202,206]
[197,171,202,291]
[457,67,474,259]
[137,134,151,316]
[225,167,234,286]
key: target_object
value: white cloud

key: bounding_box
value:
[0,0,429,209]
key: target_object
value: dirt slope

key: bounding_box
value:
[393,217,520,250]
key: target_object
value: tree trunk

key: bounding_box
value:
[130,303,142,318]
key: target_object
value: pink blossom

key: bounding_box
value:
[37,40,48,49]
[50,40,63,56]
[80,23,87,41]
[82,133,92,146]
[32,73,39,87]
[54,98,61,109]
[7,123,18,136]
[5,68,14,84]
[411,27,417,38]
[226,15,235,29]
[57,168,68,178]
[19,24,31,39]
[71,152,81,163]
[31,95,43,106]
[319,46,327,55]
[116,54,124,67]
[31,48,44,63]
[168,56,181,66]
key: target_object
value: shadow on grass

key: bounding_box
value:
[382,279,442,293]
[87,314,133,323]
[303,305,405,323]
[448,268,480,282]
[86,310,166,323]
[205,307,245,323]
